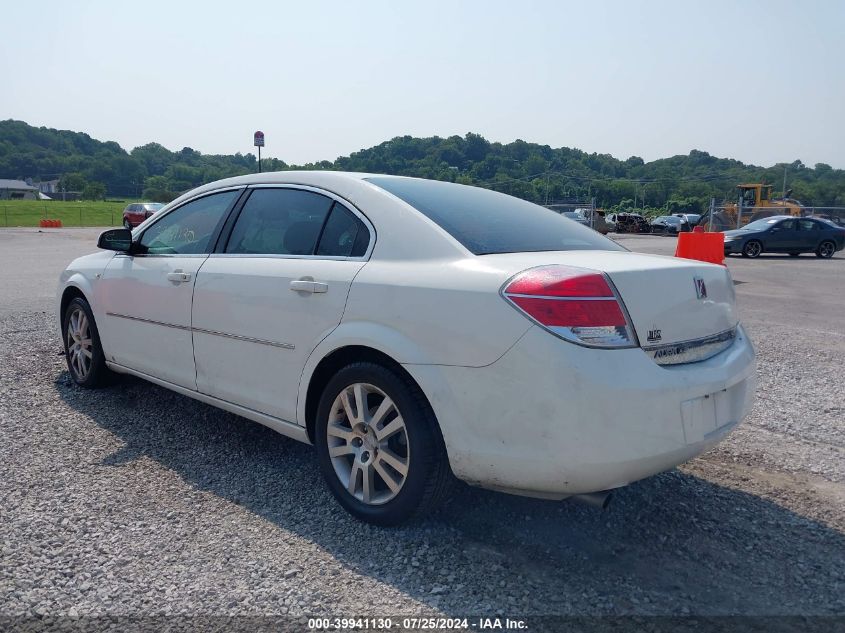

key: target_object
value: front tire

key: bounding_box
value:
[816,240,835,258]
[742,240,763,258]
[315,362,451,526]
[63,297,112,388]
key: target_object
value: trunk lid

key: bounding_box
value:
[484,250,738,349]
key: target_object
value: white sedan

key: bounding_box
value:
[57,172,756,525]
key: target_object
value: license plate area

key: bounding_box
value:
[681,388,735,444]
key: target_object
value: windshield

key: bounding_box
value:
[366,177,623,255]
[143,203,165,211]
[743,217,785,231]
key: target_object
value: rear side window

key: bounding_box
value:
[798,219,819,231]
[367,177,623,255]
[226,189,333,255]
[317,204,370,257]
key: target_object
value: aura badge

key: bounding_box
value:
[694,276,708,300]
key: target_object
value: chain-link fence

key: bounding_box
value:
[544,200,609,233]
[700,200,845,232]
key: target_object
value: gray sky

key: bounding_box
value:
[3,0,844,167]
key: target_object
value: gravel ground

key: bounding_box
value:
[1,230,843,625]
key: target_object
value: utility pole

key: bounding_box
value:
[782,166,787,199]
[708,197,715,232]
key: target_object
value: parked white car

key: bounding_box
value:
[57,172,756,525]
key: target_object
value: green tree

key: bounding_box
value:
[81,181,106,200]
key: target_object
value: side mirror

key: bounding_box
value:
[97,228,133,252]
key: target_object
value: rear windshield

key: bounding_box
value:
[366,177,623,255]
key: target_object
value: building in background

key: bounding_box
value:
[0,179,39,200]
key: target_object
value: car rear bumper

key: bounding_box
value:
[405,324,756,499]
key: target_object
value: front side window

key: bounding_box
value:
[140,190,238,254]
[367,177,623,255]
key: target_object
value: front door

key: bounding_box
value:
[765,218,801,252]
[98,189,241,389]
[191,187,372,422]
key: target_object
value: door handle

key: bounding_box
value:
[166,270,192,283]
[290,280,328,294]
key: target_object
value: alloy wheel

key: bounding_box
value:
[66,307,93,380]
[326,382,409,505]
[819,241,835,258]
[745,241,762,258]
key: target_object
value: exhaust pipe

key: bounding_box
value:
[571,490,613,509]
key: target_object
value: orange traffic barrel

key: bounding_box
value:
[675,231,724,265]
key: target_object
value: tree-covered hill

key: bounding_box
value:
[2,119,843,213]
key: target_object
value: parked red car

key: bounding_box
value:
[122,202,165,229]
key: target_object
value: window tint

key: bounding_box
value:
[316,203,370,257]
[778,219,796,230]
[226,188,333,255]
[140,190,238,254]
[798,219,819,231]
[366,177,623,255]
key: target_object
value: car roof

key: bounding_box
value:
[164,171,405,207]
[161,171,476,261]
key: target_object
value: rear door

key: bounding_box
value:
[191,186,372,422]
[98,189,241,389]
[797,218,822,250]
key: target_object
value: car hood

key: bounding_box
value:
[723,229,752,238]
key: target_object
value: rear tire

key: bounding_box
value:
[742,240,762,258]
[816,240,835,258]
[315,362,451,526]
[63,297,113,388]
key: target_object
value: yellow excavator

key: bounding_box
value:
[702,184,802,231]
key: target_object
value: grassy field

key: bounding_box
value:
[0,200,136,227]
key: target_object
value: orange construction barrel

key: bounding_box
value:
[675,231,725,266]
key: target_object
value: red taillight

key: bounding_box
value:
[502,265,637,348]
[504,268,613,297]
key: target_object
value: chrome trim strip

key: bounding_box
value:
[504,293,618,302]
[191,326,295,350]
[643,327,737,366]
[207,253,363,262]
[106,312,190,331]
[106,313,295,350]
